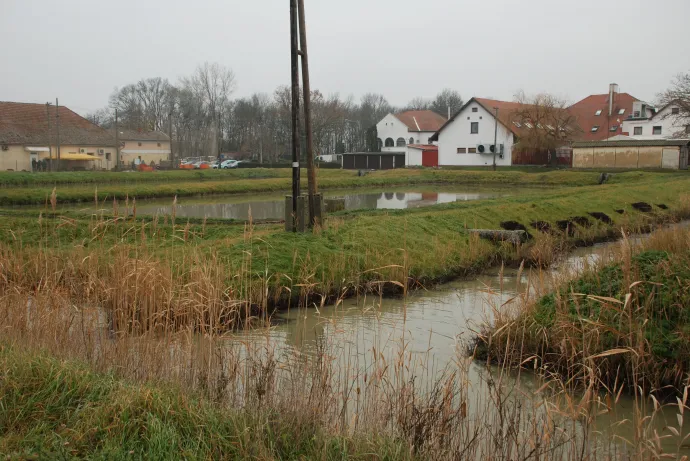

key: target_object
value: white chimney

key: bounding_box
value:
[608,83,619,117]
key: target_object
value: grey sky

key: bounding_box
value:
[1,0,688,115]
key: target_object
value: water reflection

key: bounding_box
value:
[57,188,526,220]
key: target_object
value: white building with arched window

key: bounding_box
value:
[375,110,446,166]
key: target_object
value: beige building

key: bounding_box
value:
[572,139,689,170]
[0,101,117,171]
[115,129,171,167]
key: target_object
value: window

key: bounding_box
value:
[595,110,602,116]
[513,121,521,128]
[591,126,599,132]
[157,142,162,147]
[618,109,625,115]
[457,147,467,154]
[468,147,477,153]
[396,137,406,147]
[545,124,554,131]
[470,122,479,134]
[472,107,478,113]
[525,122,533,129]
[634,127,642,135]
[384,138,394,147]
[672,107,680,115]
[105,152,111,161]
[138,142,142,146]
[652,126,662,135]
[377,138,383,150]
[409,137,414,145]
[685,125,690,134]
[610,125,618,132]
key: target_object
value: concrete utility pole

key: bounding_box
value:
[492,107,498,171]
[55,98,61,172]
[290,0,301,229]
[46,103,52,171]
[114,109,120,170]
[298,0,316,226]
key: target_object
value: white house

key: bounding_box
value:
[431,98,515,167]
[376,110,446,166]
[622,101,690,139]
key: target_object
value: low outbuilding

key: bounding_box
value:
[571,139,689,170]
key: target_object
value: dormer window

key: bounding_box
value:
[524,122,533,129]
[591,126,599,132]
[618,109,625,115]
[610,125,618,132]
[595,110,602,116]
[513,121,521,128]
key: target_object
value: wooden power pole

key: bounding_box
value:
[46,103,52,171]
[114,109,120,170]
[290,0,301,229]
[55,98,61,172]
[298,0,316,227]
[168,111,174,165]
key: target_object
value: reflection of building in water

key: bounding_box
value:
[376,192,423,209]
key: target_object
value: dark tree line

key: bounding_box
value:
[87,62,462,161]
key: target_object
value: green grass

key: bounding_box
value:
[0,168,684,205]
[476,225,690,395]
[0,346,411,460]
[2,172,689,308]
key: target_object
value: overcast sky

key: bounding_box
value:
[1,0,688,115]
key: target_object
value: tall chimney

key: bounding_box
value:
[608,83,619,117]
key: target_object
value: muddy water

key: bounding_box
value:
[51,187,541,220]
[234,237,689,453]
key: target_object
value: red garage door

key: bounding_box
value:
[422,149,438,167]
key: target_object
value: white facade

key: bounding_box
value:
[622,103,688,139]
[437,102,514,166]
[376,114,437,153]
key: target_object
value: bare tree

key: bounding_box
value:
[431,89,463,118]
[511,91,581,166]
[85,108,114,128]
[657,72,690,137]
[405,97,432,111]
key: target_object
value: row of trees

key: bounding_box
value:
[87,62,464,162]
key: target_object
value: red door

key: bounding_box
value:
[422,150,438,167]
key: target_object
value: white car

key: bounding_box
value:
[220,159,239,169]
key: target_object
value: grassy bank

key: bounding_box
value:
[476,224,690,396]
[0,346,408,460]
[0,173,689,315]
[0,169,682,205]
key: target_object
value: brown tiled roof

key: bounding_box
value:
[394,110,447,132]
[430,97,577,142]
[0,101,115,146]
[112,129,170,142]
[568,92,639,141]
[474,98,528,136]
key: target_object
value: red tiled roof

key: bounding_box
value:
[407,144,438,150]
[568,93,639,141]
[474,98,528,136]
[0,101,115,146]
[394,110,447,132]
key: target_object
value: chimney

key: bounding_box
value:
[608,83,619,117]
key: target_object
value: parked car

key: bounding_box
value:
[220,159,239,169]
[193,160,210,169]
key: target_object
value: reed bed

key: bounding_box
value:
[2,202,690,459]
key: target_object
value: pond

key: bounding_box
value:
[52,187,541,220]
